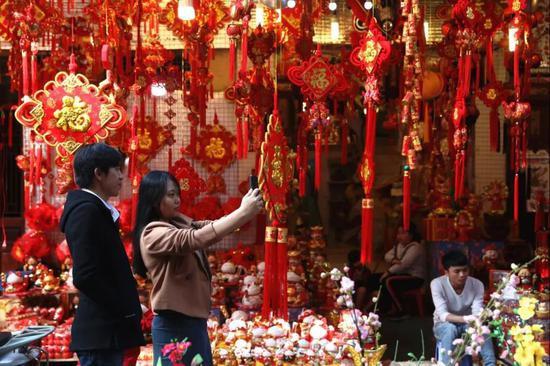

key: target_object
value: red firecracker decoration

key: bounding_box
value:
[288,46,348,191]
[259,108,295,319]
[350,18,391,264]
[503,100,531,221]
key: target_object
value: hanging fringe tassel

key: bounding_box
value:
[21,44,29,97]
[486,39,496,83]
[262,226,277,319]
[276,228,288,319]
[241,20,249,72]
[489,108,500,152]
[31,43,38,94]
[314,131,322,190]
[514,173,519,222]
[361,198,374,265]
[403,167,411,231]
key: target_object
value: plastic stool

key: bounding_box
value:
[435,341,473,366]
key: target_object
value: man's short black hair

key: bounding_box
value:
[442,250,469,270]
[73,143,123,189]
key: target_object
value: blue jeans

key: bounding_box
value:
[434,322,496,366]
[76,349,124,366]
[152,311,213,366]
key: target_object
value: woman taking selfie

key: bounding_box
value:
[132,171,263,365]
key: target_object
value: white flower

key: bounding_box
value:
[337,296,345,306]
[492,309,501,319]
[452,339,464,345]
[320,272,327,279]
[341,276,355,292]
[372,296,378,303]
[490,292,501,300]
[500,350,509,359]
[343,266,350,273]
[345,300,354,308]
[511,263,518,270]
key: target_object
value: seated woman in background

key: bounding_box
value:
[362,223,426,318]
[380,223,426,319]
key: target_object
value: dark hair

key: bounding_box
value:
[73,143,123,188]
[132,171,180,277]
[442,250,469,270]
[407,222,422,242]
[399,222,422,243]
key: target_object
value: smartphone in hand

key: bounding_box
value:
[249,175,259,189]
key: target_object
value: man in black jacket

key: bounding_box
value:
[60,143,144,366]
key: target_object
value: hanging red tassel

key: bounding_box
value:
[514,173,519,222]
[35,144,42,192]
[31,43,38,94]
[403,167,411,231]
[489,108,500,152]
[341,121,348,165]
[241,19,249,72]
[361,198,374,265]
[276,228,288,319]
[229,39,236,81]
[261,226,277,319]
[21,42,29,97]
[314,131,321,190]
[236,119,243,159]
[521,127,527,170]
[299,167,306,197]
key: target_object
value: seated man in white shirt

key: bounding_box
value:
[431,250,496,365]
